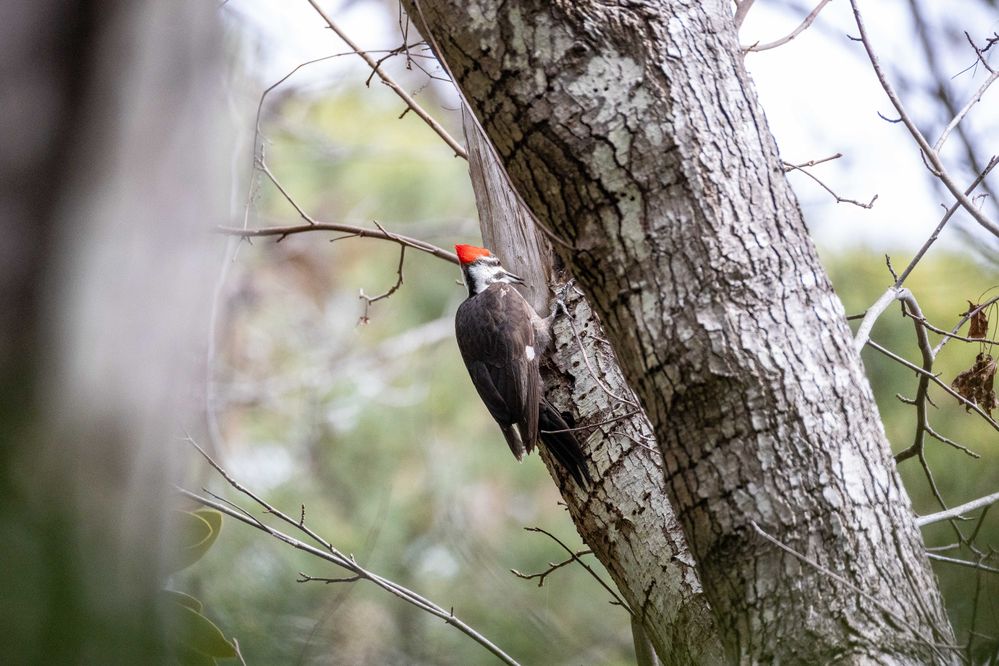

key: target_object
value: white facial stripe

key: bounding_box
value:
[466,262,510,294]
[525,345,536,361]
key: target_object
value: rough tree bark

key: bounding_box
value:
[410,1,957,663]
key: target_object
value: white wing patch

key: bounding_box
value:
[525,345,536,361]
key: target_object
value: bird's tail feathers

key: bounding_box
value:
[538,400,591,487]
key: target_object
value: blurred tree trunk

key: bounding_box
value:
[412,1,958,663]
[0,2,222,662]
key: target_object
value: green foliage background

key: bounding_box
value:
[177,60,999,664]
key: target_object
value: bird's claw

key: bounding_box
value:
[549,279,575,319]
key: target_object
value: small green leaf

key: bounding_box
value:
[167,604,237,659]
[167,509,223,573]
[193,509,222,541]
[162,589,204,613]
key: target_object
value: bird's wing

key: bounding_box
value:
[455,284,540,457]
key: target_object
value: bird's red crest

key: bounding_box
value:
[455,244,492,265]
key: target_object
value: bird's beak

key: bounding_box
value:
[505,271,526,285]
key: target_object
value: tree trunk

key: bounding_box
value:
[464,106,724,665]
[410,1,956,662]
[0,2,223,662]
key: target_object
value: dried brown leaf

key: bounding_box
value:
[951,352,997,415]
[961,301,990,339]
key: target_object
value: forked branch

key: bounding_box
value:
[179,438,519,666]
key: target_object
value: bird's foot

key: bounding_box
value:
[549,279,576,319]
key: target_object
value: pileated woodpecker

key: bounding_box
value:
[453,244,590,486]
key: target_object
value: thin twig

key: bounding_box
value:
[304,0,467,159]
[359,244,406,324]
[917,450,949,515]
[906,312,999,347]
[184,436,339,552]
[782,159,878,209]
[934,295,999,356]
[964,31,995,74]
[933,68,999,153]
[783,153,842,169]
[243,49,389,232]
[866,340,999,433]
[908,0,999,210]
[743,0,833,53]
[926,553,999,575]
[179,439,520,665]
[540,408,642,435]
[297,573,362,584]
[519,527,632,614]
[258,158,317,225]
[917,490,999,527]
[925,424,980,459]
[216,222,458,265]
[849,0,999,238]
[895,155,998,288]
[511,550,594,587]
[562,306,639,408]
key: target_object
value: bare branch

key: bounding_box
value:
[216,222,459,265]
[933,68,999,153]
[891,291,935,464]
[925,424,980,459]
[297,572,362,584]
[783,159,878,209]
[179,439,520,666]
[849,0,999,238]
[853,287,901,352]
[359,244,406,324]
[926,553,999,576]
[917,490,999,527]
[853,158,999,351]
[894,156,999,288]
[866,340,999,433]
[518,527,632,613]
[304,0,467,159]
[783,153,842,169]
[934,295,999,356]
[964,30,995,74]
[907,0,998,208]
[906,311,999,347]
[258,158,316,225]
[511,550,592,587]
[243,49,393,231]
[743,0,833,53]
